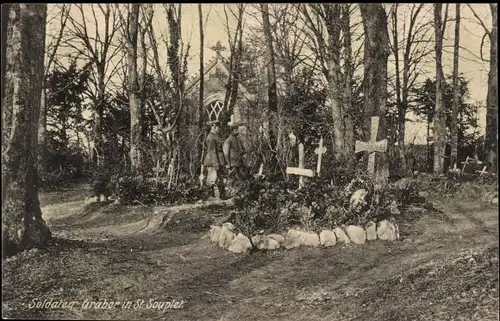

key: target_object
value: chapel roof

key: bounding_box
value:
[185,42,254,101]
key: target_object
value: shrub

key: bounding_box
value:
[110,169,211,206]
[230,167,409,236]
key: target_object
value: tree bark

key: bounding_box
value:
[433,4,446,174]
[2,4,51,257]
[198,4,204,132]
[260,4,279,175]
[485,4,498,173]
[359,4,390,182]
[450,4,461,168]
[324,4,347,158]
[341,4,355,155]
[260,4,278,115]
[128,4,142,170]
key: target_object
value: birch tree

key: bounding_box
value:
[2,4,51,256]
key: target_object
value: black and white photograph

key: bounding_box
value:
[1,3,498,320]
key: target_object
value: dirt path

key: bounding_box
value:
[2,186,498,321]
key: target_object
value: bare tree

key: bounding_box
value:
[359,3,390,182]
[486,4,498,173]
[143,4,190,184]
[433,4,449,174]
[64,4,123,165]
[39,4,70,171]
[388,4,434,171]
[269,4,308,93]
[450,4,461,168]
[468,4,498,172]
[260,4,280,175]
[116,4,143,170]
[2,4,51,256]
[198,4,205,132]
[222,4,246,116]
[300,4,356,159]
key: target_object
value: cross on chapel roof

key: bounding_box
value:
[210,41,226,58]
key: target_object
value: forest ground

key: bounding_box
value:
[2,183,499,321]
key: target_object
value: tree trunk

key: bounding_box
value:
[92,66,105,166]
[450,4,460,168]
[341,4,355,155]
[433,4,446,174]
[2,4,51,257]
[1,4,8,121]
[198,4,205,175]
[260,4,279,175]
[485,4,498,173]
[128,4,142,170]
[260,4,278,115]
[391,5,408,173]
[359,4,390,182]
[38,89,47,171]
[323,4,348,159]
[198,3,204,131]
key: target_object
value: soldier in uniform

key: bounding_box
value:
[203,120,226,199]
[223,120,248,197]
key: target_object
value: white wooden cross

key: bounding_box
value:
[314,137,327,176]
[152,159,165,183]
[461,156,472,172]
[254,163,265,179]
[476,165,488,176]
[286,143,314,189]
[355,116,388,177]
[449,162,460,173]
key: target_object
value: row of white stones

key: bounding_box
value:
[209,219,400,254]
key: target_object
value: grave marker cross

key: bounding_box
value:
[286,143,314,189]
[314,137,327,176]
[355,116,388,177]
[476,165,488,176]
[152,159,165,183]
[461,156,472,172]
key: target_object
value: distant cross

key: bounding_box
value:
[314,137,327,176]
[152,159,165,183]
[255,163,265,179]
[450,162,460,173]
[461,156,472,172]
[355,116,388,178]
[476,165,488,176]
[286,143,314,189]
[210,41,226,57]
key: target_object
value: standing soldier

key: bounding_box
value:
[203,120,226,199]
[223,120,248,198]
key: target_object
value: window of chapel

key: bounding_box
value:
[206,100,224,122]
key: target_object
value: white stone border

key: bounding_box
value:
[209,219,400,254]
